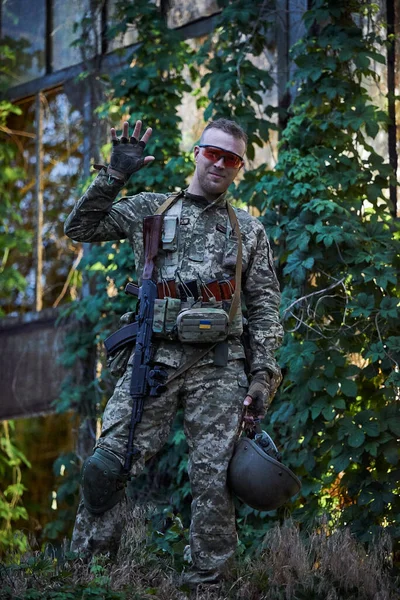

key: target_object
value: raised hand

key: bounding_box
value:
[107,120,155,183]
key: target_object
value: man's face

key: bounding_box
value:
[193,129,246,198]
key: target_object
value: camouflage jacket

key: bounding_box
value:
[65,170,283,384]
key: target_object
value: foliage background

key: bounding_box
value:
[0,0,399,569]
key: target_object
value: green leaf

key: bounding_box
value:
[370,496,385,514]
[309,378,325,392]
[365,120,379,138]
[365,342,386,362]
[388,417,400,437]
[383,443,398,465]
[364,441,379,457]
[340,379,357,397]
[386,336,400,354]
[331,453,350,473]
[298,408,310,424]
[326,381,339,397]
[379,296,400,319]
[322,405,335,421]
[311,397,328,419]
[349,293,375,317]
[363,421,380,437]
[332,397,346,409]
[348,428,366,448]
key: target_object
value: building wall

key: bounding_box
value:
[0,308,78,420]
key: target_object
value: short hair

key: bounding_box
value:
[201,118,248,147]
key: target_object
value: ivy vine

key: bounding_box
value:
[258,0,400,543]
[0,40,33,557]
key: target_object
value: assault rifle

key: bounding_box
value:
[122,215,168,475]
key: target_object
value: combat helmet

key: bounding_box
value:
[228,429,301,511]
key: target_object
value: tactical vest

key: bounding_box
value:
[152,192,243,343]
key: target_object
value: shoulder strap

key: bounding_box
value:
[226,202,242,326]
[154,191,184,216]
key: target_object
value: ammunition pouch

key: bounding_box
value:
[105,312,137,376]
[104,296,244,356]
[107,344,133,377]
[81,447,128,515]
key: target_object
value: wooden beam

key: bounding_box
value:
[276,0,307,129]
[34,93,44,312]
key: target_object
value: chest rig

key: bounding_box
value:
[104,192,244,378]
[153,191,243,344]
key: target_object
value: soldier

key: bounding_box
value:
[64,118,283,587]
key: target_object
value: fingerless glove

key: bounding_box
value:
[247,371,271,417]
[107,136,147,183]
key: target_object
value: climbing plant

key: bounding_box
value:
[255,0,399,543]
[50,0,399,552]
[195,0,277,160]
[0,421,31,556]
[0,40,33,557]
[0,39,32,316]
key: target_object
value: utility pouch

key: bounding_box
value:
[165,297,181,333]
[152,298,167,334]
[177,307,229,343]
[162,216,179,267]
[107,344,134,378]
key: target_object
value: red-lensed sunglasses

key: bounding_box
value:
[199,145,244,169]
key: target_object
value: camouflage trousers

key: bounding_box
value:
[71,357,249,577]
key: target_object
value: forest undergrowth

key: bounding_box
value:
[1,506,398,600]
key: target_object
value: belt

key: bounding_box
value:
[105,276,236,356]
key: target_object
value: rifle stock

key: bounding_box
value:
[142,215,163,280]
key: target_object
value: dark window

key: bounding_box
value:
[52,0,99,70]
[4,89,83,314]
[106,0,137,53]
[1,0,46,84]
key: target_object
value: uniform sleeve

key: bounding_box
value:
[242,226,283,387]
[64,170,140,242]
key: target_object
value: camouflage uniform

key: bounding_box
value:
[64,171,283,581]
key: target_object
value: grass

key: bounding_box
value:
[0,508,398,599]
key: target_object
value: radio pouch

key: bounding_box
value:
[162,216,179,252]
[165,297,181,333]
[152,298,167,334]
